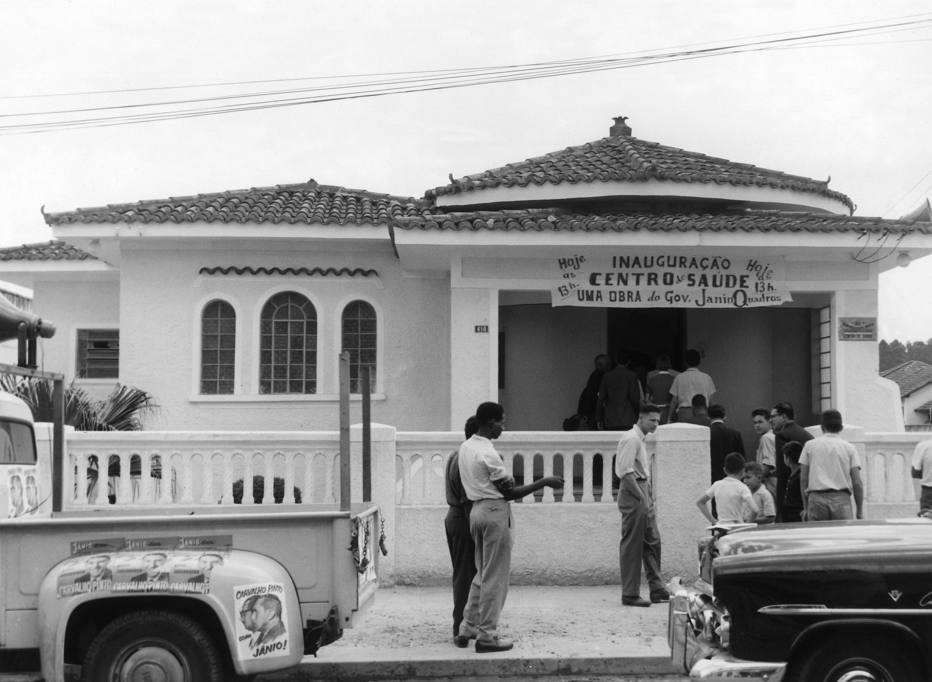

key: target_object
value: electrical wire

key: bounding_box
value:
[2,14,930,135]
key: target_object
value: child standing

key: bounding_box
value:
[696,452,760,524]
[781,441,804,523]
[742,461,776,524]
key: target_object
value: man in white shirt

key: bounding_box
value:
[615,403,667,607]
[800,409,864,521]
[456,402,562,652]
[751,408,777,502]
[668,349,715,422]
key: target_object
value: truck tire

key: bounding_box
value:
[82,610,224,682]
[793,634,921,682]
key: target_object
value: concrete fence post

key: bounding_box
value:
[652,423,711,581]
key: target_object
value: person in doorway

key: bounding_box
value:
[668,349,715,423]
[751,408,778,502]
[646,354,678,424]
[696,452,759,524]
[678,394,711,427]
[742,461,776,524]
[444,416,479,642]
[781,441,804,523]
[616,403,669,607]
[800,409,864,522]
[770,401,813,521]
[709,404,745,484]
[911,436,932,515]
[577,354,611,430]
[596,351,642,431]
[456,402,563,652]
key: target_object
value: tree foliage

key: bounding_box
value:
[0,376,156,431]
[880,339,932,372]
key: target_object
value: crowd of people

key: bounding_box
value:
[443,356,874,649]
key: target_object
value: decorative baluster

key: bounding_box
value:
[73,453,86,507]
[600,453,613,503]
[283,452,296,505]
[243,454,254,506]
[541,452,554,503]
[139,453,151,505]
[157,454,173,505]
[118,454,132,505]
[580,452,594,502]
[199,454,214,504]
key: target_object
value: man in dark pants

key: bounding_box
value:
[596,351,642,431]
[771,401,813,521]
[444,416,479,641]
[616,403,668,607]
[709,404,745,484]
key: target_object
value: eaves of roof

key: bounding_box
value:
[0,240,96,262]
[392,209,932,235]
[43,180,431,227]
[425,134,855,212]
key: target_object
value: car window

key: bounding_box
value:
[0,420,36,465]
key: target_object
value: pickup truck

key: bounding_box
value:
[668,519,932,682]
[0,297,380,681]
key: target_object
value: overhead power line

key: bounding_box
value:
[2,14,930,135]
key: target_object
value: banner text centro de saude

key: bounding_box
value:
[551,254,792,308]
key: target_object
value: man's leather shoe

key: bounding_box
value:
[622,596,651,607]
[454,625,478,648]
[475,637,514,653]
[650,589,671,603]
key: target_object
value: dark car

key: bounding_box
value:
[668,519,932,681]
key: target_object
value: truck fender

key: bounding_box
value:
[38,548,305,681]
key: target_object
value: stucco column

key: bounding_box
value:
[351,423,397,584]
[652,423,711,580]
[832,290,903,431]
[449,286,498,428]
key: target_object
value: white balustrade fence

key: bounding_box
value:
[62,431,343,509]
[395,431,641,506]
[46,427,932,510]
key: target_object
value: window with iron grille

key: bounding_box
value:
[76,329,119,379]
[259,292,317,394]
[341,300,377,393]
[201,300,236,394]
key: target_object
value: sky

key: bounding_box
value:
[2,0,931,340]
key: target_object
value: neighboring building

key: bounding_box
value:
[0,281,34,365]
[1,116,929,443]
[881,360,932,429]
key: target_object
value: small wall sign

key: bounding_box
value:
[474,325,489,333]
[838,317,876,341]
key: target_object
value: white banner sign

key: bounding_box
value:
[551,254,791,308]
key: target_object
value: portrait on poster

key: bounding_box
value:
[234,582,289,660]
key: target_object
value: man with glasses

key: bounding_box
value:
[770,402,813,521]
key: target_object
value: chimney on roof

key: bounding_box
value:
[610,116,632,137]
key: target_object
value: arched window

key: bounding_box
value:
[200,300,236,394]
[260,292,317,394]
[341,300,377,393]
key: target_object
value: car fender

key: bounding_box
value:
[38,548,304,681]
[790,617,923,667]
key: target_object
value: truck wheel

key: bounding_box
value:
[82,610,224,682]
[794,635,920,682]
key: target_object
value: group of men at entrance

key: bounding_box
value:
[442,388,866,650]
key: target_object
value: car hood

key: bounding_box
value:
[714,518,932,574]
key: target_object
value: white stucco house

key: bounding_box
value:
[1,115,930,448]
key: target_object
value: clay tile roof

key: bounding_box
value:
[881,361,932,397]
[43,180,430,227]
[392,208,932,235]
[425,134,855,210]
[0,240,96,262]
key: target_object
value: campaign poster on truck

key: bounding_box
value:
[234,582,290,660]
[6,465,39,518]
